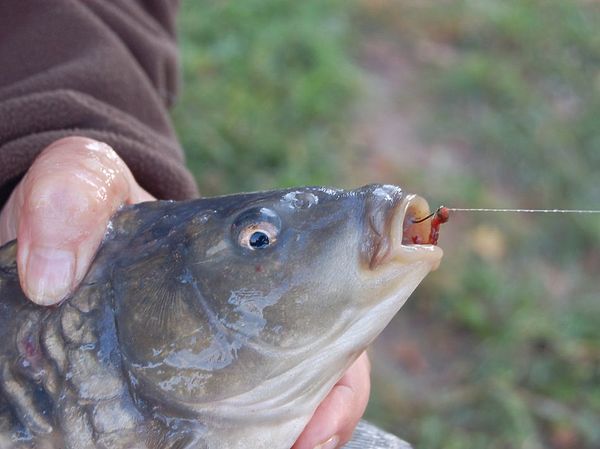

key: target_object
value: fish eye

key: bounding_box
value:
[238,222,278,250]
[250,231,270,248]
[232,207,281,251]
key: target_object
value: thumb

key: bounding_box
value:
[5,136,153,305]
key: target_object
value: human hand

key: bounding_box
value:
[292,351,371,449]
[0,136,153,305]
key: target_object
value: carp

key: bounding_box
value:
[0,184,443,449]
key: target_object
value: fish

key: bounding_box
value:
[0,184,443,449]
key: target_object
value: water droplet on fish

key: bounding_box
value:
[282,191,319,209]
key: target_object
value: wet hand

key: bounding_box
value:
[292,351,371,449]
[0,136,153,305]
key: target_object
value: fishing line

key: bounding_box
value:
[446,208,600,214]
[412,206,600,223]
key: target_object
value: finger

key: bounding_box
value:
[292,351,371,449]
[8,136,153,305]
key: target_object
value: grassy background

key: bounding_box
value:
[172,1,600,448]
[172,0,358,194]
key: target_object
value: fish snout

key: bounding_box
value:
[363,186,444,271]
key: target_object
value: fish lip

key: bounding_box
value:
[364,190,444,271]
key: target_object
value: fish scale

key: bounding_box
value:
[0,242,144,449]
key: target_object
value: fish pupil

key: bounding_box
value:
[249,231,270,248]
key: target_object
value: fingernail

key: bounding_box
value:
[25,246,75,305]
[314,435,340,449]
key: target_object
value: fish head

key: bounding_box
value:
[107,184,442,437]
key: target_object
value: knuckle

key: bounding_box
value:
[41,137,125,173]
[26,175,96,225]
[46,136,94,149]
[26,138,130,208]
[14,137,134,246]
[20,174,111,246]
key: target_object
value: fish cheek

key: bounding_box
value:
[113,238,293,405]
[257,222,362,348]
[112,251,234,403]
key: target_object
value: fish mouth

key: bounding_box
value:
[364,187,444,271]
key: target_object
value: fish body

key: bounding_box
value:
[0,185,442,449]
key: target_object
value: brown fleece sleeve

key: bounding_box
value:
[0,0,199,207]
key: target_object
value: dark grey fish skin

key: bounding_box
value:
[0,185,441,449]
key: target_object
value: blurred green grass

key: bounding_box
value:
[172,0,359,194]
[173,1,600,448]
